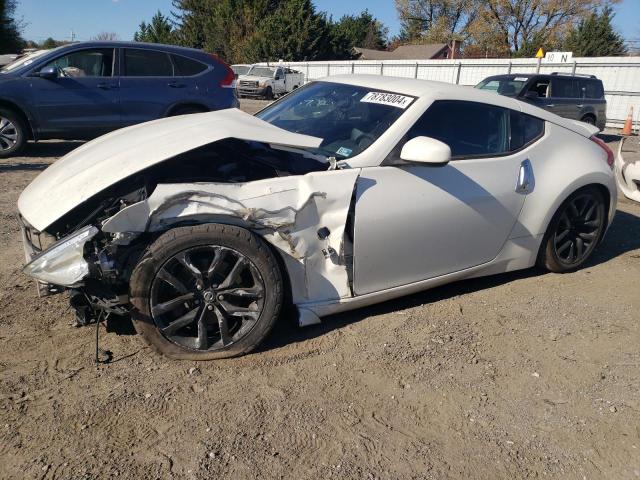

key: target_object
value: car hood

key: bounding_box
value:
[239,75,270,81]
[18,108,322,231]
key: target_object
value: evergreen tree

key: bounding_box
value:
[0,0,23,53]
[133,10,176,44]
[330,10,388,59]
[564,5,627,57]
[41,37,57,49]
[244,0,332,62]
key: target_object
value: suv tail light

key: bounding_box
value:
[209,54,236,89]
[590,135,614,169]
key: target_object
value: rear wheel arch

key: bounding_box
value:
[0,99,34,140]
[537,183,610,271]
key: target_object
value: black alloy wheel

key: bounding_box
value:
[150,245,265,352]
[539,187,606,272]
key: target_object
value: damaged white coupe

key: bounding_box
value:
[18,76,618,359]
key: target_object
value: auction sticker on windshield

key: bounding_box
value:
[360,92,415,109]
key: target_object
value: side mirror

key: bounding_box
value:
[400,136,451,165]
[38,66,58,79]
[524,91,539,100]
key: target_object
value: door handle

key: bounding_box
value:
[576,104,584,108]
[546,104,555,107]
[97,82,117,90]
[168,82,186,88]
[516,159,534,194]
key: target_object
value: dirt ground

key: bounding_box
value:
[1,109,639,479]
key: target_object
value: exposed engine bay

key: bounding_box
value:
[20,137,357,326]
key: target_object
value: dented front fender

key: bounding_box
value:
[102,169,361,304]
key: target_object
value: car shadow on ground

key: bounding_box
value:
[0,162,51,172]
[598,133,621,144]
[22,140,84,158]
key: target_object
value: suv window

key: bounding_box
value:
[124,49,173,77]
[580,79,604,99]
[43,48,114,77]
[171,54,207,76]
[527,78,550,98]
[406,100,510,158]
[510,111,544,151]
[551,77,579,98]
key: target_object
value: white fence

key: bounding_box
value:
[269,57,640,128]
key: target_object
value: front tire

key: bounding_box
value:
[537,187,606,273]
[264,87,274,100]
[129,224,283,360]
[0,108,27,158]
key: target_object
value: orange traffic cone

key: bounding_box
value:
[621,106,633,135]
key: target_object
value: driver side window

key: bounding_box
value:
[43,48,114,78]
[403,100,510,159]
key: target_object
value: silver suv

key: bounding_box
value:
[476,73,606,131]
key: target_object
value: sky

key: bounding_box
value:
[15,0,640,46]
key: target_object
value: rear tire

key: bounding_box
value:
[0,108,27,158]
[581,115,596,126]
[129,224,283,360]
[537,187,606,273]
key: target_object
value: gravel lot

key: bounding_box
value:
[1,105,639,479]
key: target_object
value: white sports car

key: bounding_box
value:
[18,75,617,360]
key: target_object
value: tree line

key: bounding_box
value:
[1,0,630,60]
[134,0,387,63]
[394,0,627,58]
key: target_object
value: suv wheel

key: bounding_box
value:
[581,115,596,126]
[0,108,27,158]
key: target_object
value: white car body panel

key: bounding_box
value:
[17,108,322,231]
[353,155,528,295]
[17,75,618,327]
[616,138,640,203]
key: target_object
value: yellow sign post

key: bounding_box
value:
[535,48,544,72]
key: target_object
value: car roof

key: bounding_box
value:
[319,74,598,137]
[53,41,216,62]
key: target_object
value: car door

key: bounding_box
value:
[548,76,580,120]
[119,48,184,126]
[353,101,541,295]
[273,67,286,95]
[29,48,120,138]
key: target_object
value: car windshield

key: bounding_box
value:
[232,65,250,76]
[475,77,529,96]
[247,66,275,77]
[0,50,50,73]
[256,82,414,159]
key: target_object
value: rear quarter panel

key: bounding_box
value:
[510,122,617,240]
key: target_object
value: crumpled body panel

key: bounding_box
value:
[102,169,362,304]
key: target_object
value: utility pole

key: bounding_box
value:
[70,29,76,42]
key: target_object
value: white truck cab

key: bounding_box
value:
[237,65,304,99]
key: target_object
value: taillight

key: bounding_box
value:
[590,135,614,169]
[209,54,236,89]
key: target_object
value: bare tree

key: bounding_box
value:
[92,32,119,41]
[477,0,619,53]
[395,0,478,42]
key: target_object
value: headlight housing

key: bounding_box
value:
[23,225,98,286]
